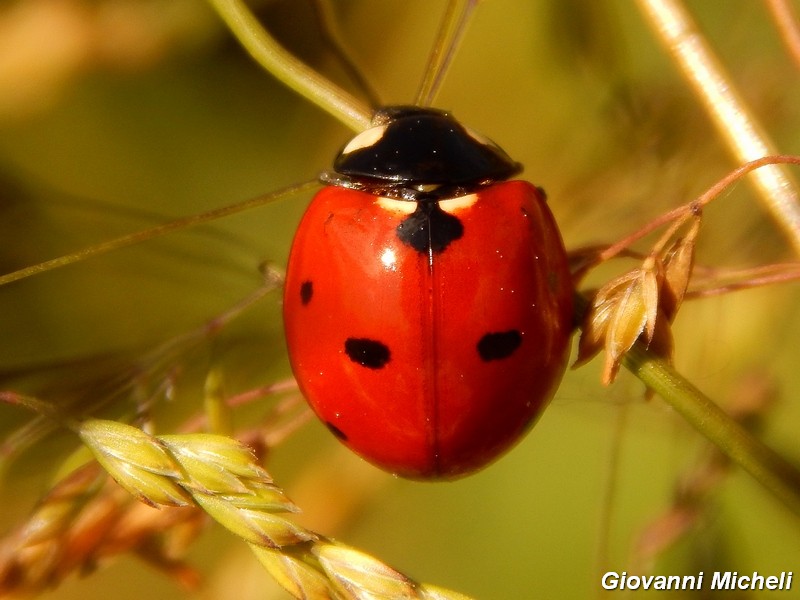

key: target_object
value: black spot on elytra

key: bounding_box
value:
[345,338,391,369]
[477,330,522,362]
[326,422,347,441]
[396,201,463,254]
[300,280,313,305]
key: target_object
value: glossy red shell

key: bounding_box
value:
[283,180,573,479]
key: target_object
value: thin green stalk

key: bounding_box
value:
[595,403,629,600]
[207,0,371,132]
[0,180,318,287]
[623,341,800,516]
[0,392,74,428]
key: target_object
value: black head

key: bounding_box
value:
[322,106,522,200]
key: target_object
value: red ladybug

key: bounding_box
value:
[283,106,573,479]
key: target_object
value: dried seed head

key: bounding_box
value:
[578,264,678,384]
[0,462,205,596]
[576,213,700,385]
[661,215,701,320]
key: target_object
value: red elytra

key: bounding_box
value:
[283,107,573,479]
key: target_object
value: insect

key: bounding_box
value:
[1,2,799,598]
[283,106,573,478]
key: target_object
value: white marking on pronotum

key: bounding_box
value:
[341,125,388,155]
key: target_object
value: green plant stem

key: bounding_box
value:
[207,0,372,132]
[573,292,800,516]
[0,180,318,287]
[623,342,800,516]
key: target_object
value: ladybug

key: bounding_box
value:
[283,106,573,479]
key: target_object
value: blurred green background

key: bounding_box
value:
[1,1,800,598]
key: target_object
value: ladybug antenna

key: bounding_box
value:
[414,0,480,107]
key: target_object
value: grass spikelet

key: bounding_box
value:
[159,433,276,495]
[192,492,314,548]
[78,420,314,546]
[78,420,193,507]
[251,545,335,600]
[417,584,476,600]
[314,541,420,599]
[73,419,472,599]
